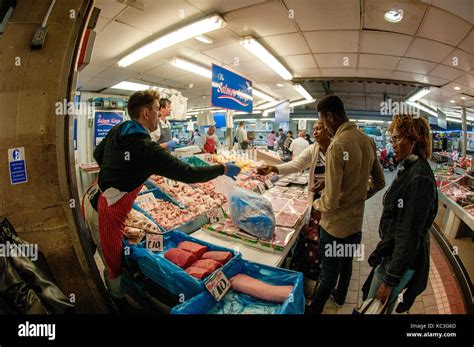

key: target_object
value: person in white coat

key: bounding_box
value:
[289,130,310,159]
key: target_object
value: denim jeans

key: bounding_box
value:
[367,264,415,314]
[309,228,362,314]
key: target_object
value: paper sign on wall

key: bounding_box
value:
[8,147,28,185]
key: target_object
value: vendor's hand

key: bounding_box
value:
[163,140,179,150]
[375,282,392,304]
[257,165,275,176]
[311,180,325,194]
[224,162,241,180]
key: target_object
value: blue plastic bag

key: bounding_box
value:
[171,259,305,314]
[125,230,241,301]
[215,176,275,240]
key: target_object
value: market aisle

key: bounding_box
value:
[304,169,467,314]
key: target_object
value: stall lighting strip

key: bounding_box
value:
[406,87,431,102]
[118,15,226,67]
[292,84,313,101]
[406,101,438,117]
[289,99,315,107]
[239,36,293,80]
[110,81,163,91]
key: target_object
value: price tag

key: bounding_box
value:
[205,270,230,302]
[146,233,163,252]
[207,207,225,224]
[135,192,155,208]
[258,184,266,194]
[265,179,273,189]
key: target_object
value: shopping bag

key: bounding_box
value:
[352,297,389,315]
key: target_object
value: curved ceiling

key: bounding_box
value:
[78,0,474,115]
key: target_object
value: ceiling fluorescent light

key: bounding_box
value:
[253,89,276,102]
[239,36,293,80]
[195,35,213,44]
[171,58,212,79]
[406,101,437,117]
[118,15,226,67]
[111,81,161,91]
[384,9,403,23]
[289,99,315,108]
[407,88,431,102]
[446,117,462,124]
[292,84,313,101]
[257,101,282,110]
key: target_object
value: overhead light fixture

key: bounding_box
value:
[276,83,284,87]
[289,99,315,108]
[454,86,461,91]
[117,15,226,67]
[111,81,162,91]
[384,9,403,23]
[170,58,212,79]
[253,89,276,102]
[446,117,462,124]
[292,84,313,101]
[195,35,214,44]
[406,101,437,117]
[406,87,431,102]
[461,96,466,100]
[450,100,455,103]
[256,100,282,110]
[239,36,293,80]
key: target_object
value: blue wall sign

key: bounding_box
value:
[8,147,28,185]
[93,110,124,146]
[211,64,252,113]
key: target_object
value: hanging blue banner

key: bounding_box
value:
[211,64,252,113]
[93,110,124,146]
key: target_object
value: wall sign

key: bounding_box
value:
[8,147,28,185]
[93,110,124,147]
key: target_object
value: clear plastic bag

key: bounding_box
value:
[215,176,275,240]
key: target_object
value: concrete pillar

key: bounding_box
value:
[0,0,109,312]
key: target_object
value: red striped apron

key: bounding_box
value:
[98,185,143,279]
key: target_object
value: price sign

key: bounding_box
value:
[265,179,273,189]
[135,192,155,208]
[207,207,225,224]
[258,184,266,194]
[146,233,163,252]
[205,270,230,302]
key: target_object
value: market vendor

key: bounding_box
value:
[150,98,177,150]
[201,125,221,154]
[91,90,240,299]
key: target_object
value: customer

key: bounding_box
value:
[305,133,313,145]
[283,130,293,149]
[307,95,385,314]
[91,90,241,302]
[150,98,177,150]
[190,129,201,146]
[362,114,437,314]
[236,121,251,150]
[276,128,286,151]
[267,130,276,150]
[289,130,310,159]
[201,125,221,154]
[257,120,331,280]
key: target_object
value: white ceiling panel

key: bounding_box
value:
[284,0,360,31]
[320,68,359,77]
[95,66,137,82]
[187,0,265,14]
[115,0,202,34]
[260,33,311,56]
[203,42,256,65]
[441,82,471,94]
[131,73,167,86]
[390,70,426,83]
[418,6,471,46]
[180,28,239,51]
[80,78,117,91]
[94,0,127,19]
[428,64,465,80]
[360,31,413,56]
[142,63,191,80]
[250,71,288,83]
[76,76,92,89]
[459,29,474,55]
[441,49,474,72]
[358,54,401,70]
[314,53,358,68]
[357,69,394,79]
[89,46,120,67]
[405,37,454,63]
[94,21,151,54]
[363,0,427,35]
[79,64,109,78]
[293,68,322,78]
[396,58,437,74]
[232,59,275,75]
[94,16,112,34]
[454,73,474,88]
[281,54,317,70]
[224,2,297,37]
[304,31,359,53]
[421,75,450,86]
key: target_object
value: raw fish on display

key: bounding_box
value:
[190,259,222,272]
[185,266,212,280]
[207,290,281,314]
[164,248,197,269]
[275,211,300,228]
[283,199,308,215]
[230,274,293,303]
[267,197,290,212]
[177,241,208,259]
[201,251,233,265]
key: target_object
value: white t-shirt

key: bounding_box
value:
[236,127,248,143]
[289,137,310,158]
[150,118,170,142]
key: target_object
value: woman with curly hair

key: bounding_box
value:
[362,114,438,314]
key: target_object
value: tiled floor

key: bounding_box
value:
[304,170,469,314]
